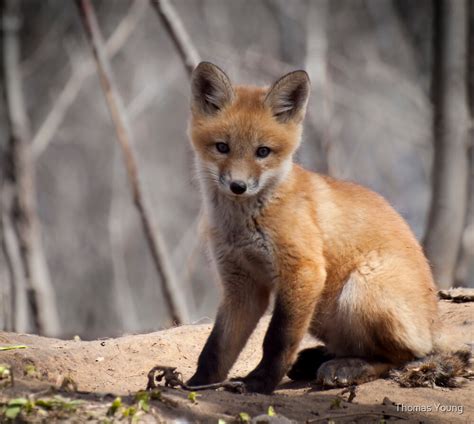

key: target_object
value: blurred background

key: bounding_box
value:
[0,0,472,339]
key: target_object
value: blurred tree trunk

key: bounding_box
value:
[455,0,474,288]
[424,0,471,288]
[1,0,60,334]
[303,0,329,173]
[455,148,473,287]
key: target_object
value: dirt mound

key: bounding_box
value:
[0,300,472,422]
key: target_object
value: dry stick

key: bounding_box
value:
[438,288,474,302]
[146,366,245,393]
[2,0,60,335]
[150,0,200,77]
[75,0,187,325]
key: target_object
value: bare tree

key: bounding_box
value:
[75,0,188,325]
[454,0,474,288]
[423,0,471,289]
[1,0,60,335]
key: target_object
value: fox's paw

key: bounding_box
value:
[231,371,278,394]
[316,358,383,387]
[240,377,276,394]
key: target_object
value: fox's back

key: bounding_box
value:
[253,165,426,268]
[307,169,432,280]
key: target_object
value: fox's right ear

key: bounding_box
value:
[191,62,234,115]
[265,70,310,123]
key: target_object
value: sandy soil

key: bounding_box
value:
[0,300,472,423]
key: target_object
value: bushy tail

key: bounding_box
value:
[391,349,471,388]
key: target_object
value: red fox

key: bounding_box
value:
[186,62,462,394]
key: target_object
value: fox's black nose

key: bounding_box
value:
[230,180,247,195]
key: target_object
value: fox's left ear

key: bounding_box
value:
[191,62,234,116]
[264,71,310,123]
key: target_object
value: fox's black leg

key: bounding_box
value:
[187,285,269,386]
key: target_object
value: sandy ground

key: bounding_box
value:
[0,299,472,423]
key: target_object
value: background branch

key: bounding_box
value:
[150,0,200,77]
[31,0,147,159]
[2,0,60,335]
[75,0,188,325]
[0,199,29,332]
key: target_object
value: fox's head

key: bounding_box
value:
[189,62,310,199]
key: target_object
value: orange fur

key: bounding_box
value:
[186,62,439,393]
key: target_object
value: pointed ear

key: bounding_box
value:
[191,62,234,115]
[264,70,310,123]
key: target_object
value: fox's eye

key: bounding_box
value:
[256,146,271,158]
[215,142,230,154]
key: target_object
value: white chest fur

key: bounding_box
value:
[206,193,278,288]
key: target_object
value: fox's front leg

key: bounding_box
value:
[240,263,325,394]
[187,283,270,386]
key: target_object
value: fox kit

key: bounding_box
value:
[186,62,442,394]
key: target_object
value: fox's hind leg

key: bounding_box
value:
[287,346,335,381]
[308,257,437,387]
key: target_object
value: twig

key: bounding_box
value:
[32,0,147,159]
[75,0,188,325]
[146,366,245,393]
[438,288,474,302]
[2,0,60,335]
[150,0,200,77]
